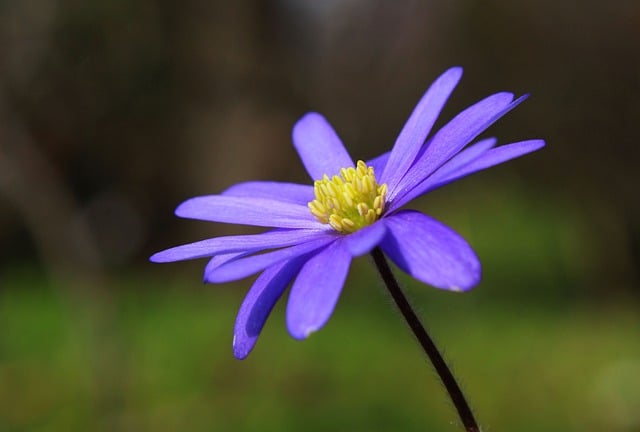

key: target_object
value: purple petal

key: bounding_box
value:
[204,252,247,281]
[431,139,546,187]
[389,93,527,205]
[393,139,545,209]
[367,151,389,177]
[292,112,354,180]
[205,236,336,283]
[150,228,329,263]
[428,137,497,180]
[342,221,387,257]
[222,181,314,205]
[175,195,323,229]
[387,137,496,212]
[380,67,463,190]
[233,257,306,359]
[381,210,481,291]
[286,240,352,339]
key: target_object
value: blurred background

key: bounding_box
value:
[1,0,639,431]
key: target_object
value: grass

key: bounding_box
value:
[1,268,639,432]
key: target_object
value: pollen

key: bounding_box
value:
[309,160,388,233]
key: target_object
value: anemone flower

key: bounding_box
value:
[151,67,544,360]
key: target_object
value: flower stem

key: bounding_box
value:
[371,247,480,432]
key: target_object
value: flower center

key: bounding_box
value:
[308,160,388,233]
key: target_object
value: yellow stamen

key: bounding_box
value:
[308,160,387,233]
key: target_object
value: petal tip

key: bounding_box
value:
[439,266,481,292]
[149,251,169,263]
[173,196,212,218]
[174,199,192,218]
[457,266,482,292]
[449,279,478,293]
[232,336,251,360]
[288,326,315,341]
[287,314,320,340]
[533,139,546,150]
[445,66,463,79]
[293,112,325,133]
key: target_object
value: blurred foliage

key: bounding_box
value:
[0,0,638,294]
[1,271,639,432]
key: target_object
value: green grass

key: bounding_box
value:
[1,271,639,432]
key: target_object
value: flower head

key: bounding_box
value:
[151,67,545,359]
[309,160,387,232]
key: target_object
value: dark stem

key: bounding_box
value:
[371,247,480,432]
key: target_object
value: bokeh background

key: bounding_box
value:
[1,0,639,431]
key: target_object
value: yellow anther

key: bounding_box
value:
[308,160,387,233]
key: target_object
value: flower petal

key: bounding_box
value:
[389,93,527,205]
[342,221,387,257]
[392,139,545,209]
[292,112,354,180]
[286,240,352,339]
[381,210,481,291]
[205,236,336,283]
[204,252,247,281]
[387,137,496,212]
[222,181,314,205]
[175,195,323,229]
[430,139,546,187]
[428,137,497,180]
[380,67,463,190]
[233,257,306,359]
[149,228,329,263]
[367,151,389,176]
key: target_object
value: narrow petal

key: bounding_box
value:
[222,181,314,205]
[392,139,545,209]
[204,252,247,282]
[342,221,387,257]
[233,257,306,359]
[205,236,336,283]
[387,137,496,212]
[380,67,463,190]
[367,151,389,177]
[381,210,481,291]
[150,228,329,263]
[286,240,352,339]
[292,112,354,180]
[430,139,546,187]
[428,137,497,180]
[389,93,527,204]
[176,195,323,229]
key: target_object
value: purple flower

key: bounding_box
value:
[151,67,544,359]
